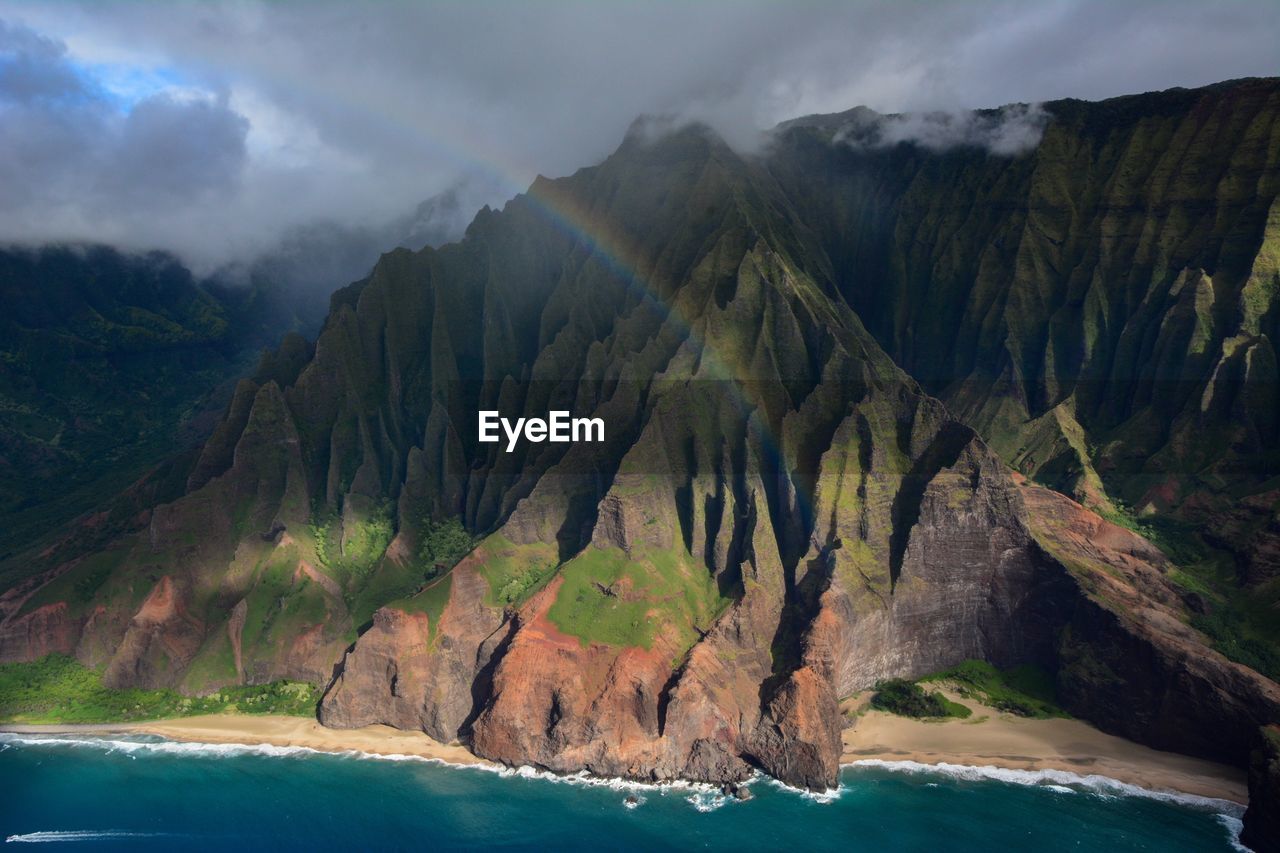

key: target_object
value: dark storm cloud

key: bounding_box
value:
[0,0,1276,270]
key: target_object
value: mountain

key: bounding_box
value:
[0,244,306,565]
[210,183,476,333]
[775,80,1280,587]
[0,187,475,568]
[1,79,1277,838]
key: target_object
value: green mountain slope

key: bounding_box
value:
[1,80,1277,810]
[771,79,1280,577]
[0,246,301,563]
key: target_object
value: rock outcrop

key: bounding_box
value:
[1244,726,1280,852]
[1022,481,1280,766]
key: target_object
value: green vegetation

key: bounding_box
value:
[16,547,130,618]
[387,573,453,644]
[496,566,552,605]
[1113,512,1280,682]
[346,558,420,630]
[0,654,320,724]
[309,502,395,582]
[1099,503,1161,544]
[1100,501,1201,565]
[417,517,474,578]
[238,549,330,655]
[869,661,1064,721]
[921,660,1067,719]
[341,505,395,574]
[179,633,238,692]
[1192,605,1280,681]
[341,515,472,629]
[310,510,473,629]
[1039,495,1280,683]
[547,545,730,654]
[870,679,971,719]
[1182,563,1280,683]
[308,512,338,570]
[476,534,560,608]
[0,244,305,567]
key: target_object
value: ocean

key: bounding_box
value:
[0,733,1246,851]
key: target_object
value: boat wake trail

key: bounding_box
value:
[6,830,176,844]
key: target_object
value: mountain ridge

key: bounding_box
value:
[1,79,1277,829]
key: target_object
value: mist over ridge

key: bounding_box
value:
[0,0,1277,274]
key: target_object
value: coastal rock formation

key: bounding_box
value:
[1244,726,1280,852]
[0,602,79,662]
[320,562,505,739]
[2,78,1278,793]
[1023,482,1280,765]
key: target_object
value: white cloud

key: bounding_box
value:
[836,103,1051,156]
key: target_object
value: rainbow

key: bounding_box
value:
[191,51,800,510]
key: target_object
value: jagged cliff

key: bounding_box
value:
[771,79,1280,579]
[2,80,1278,808]
[1245,726,1280,852]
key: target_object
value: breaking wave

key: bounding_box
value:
[845,759,1245,816]
[761,775,842,804]
[844,759,1248,849]
[1,733,1246,829]
[0,732,734,809]
[0,733,421,764]
[1218,815,1250,853]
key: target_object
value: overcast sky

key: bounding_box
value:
[0,0,1276,271]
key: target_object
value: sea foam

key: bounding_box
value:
[845,759,1245,816]
[760,774,842,804]
[0,732,727,808]
[0,733,377,763]
[1,733,1247,828]
[1218,815,1250,853]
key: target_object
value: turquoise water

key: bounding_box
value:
[0,733,1244,851]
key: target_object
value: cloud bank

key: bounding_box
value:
[0,21,249,256]
[835,103,1052,155]
[0,1,1276,271]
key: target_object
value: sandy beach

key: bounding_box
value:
[2,705,1247,804]
[1,715,492,769]
[839,694,1247,803]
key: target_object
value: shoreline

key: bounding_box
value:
[839,699,1247,804]
[1,715,493,769]
[2,708,1247,805]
